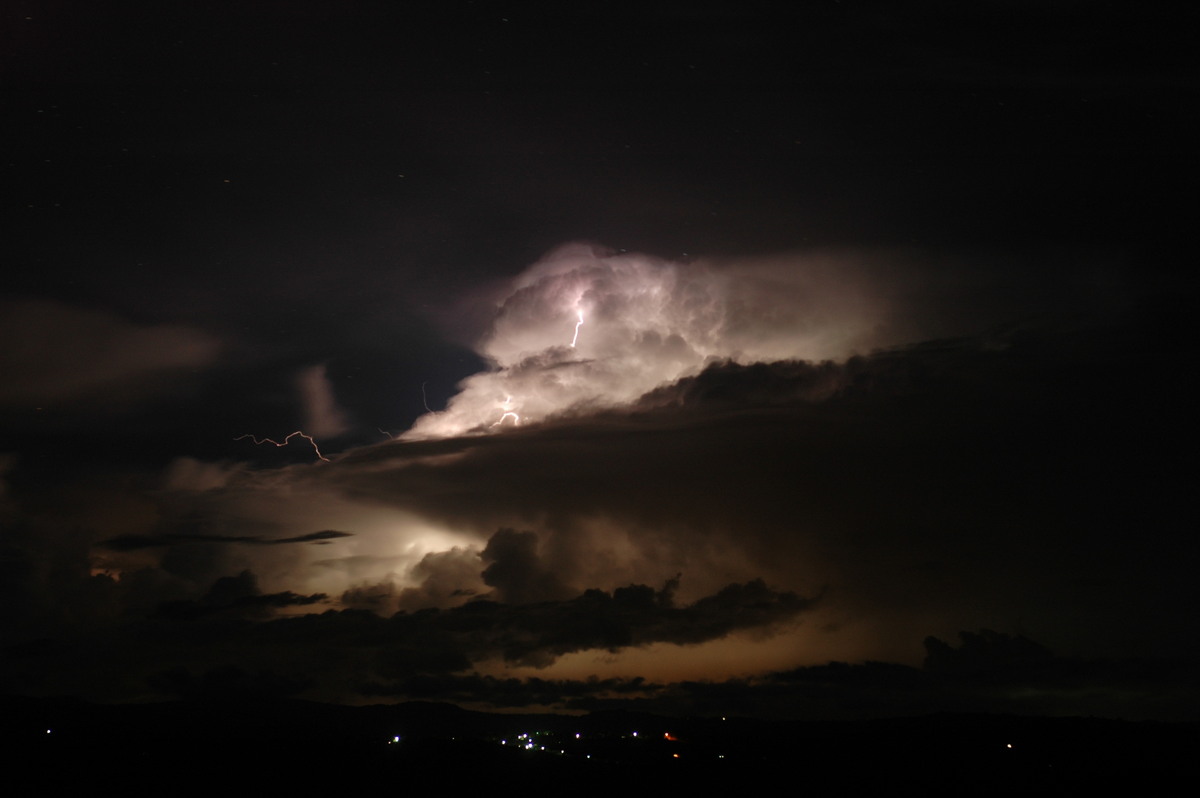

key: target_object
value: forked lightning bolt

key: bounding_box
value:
[235,431,330,462]
[491,395,520,427]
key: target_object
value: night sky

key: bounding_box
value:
[3,2,1196,719]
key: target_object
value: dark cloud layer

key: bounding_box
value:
[99,529,353,552]
[2,550,815,704]
[150,570,329,621]
[481,529,575,605]
[152,629,1199,721]
[320,319,1187,661]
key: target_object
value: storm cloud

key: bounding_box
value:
[405,244,1112,439]
[2,3,1191,724]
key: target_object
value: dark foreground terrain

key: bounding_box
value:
[5,696,1194,793]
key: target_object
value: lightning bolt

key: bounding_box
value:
[235,431,330,462]
[491,395,520,427]
[570,309,584,348]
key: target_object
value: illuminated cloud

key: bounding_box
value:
[342,546,486,614]
[405,243,901,438]
[404,243,1077,439]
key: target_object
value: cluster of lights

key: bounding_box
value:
[499,732,563,754]
[496,727,687,763]
[396,726,1010,765]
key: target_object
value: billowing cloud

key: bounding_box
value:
[481,528,574,605]
[405,243,1110,439]
[406,244,894,437]
[0,549,814,703]
[342,547,487,615]
[163,566,813,678]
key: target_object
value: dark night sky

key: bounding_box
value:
[2,1,1197,718]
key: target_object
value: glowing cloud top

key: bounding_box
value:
[405,243,889,438]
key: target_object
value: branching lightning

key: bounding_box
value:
[235,431,330,462]
[491,395,520,427]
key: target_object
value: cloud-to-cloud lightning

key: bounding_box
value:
[235,431,330,462]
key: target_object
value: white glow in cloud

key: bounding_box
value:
[148,467,484,602]
[405,243,890,439]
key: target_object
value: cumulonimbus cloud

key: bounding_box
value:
[403,242,1072,439]
[404,243,905,438]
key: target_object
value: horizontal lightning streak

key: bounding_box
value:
[235,431,330,462]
